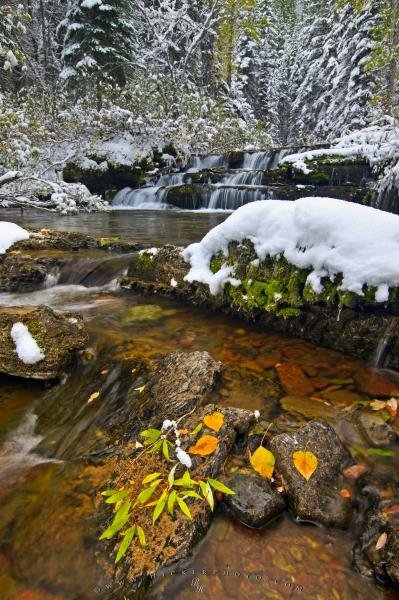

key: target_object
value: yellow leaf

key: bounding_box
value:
[250,446,275,479]
[375,532,387,550]
[87,391,100,404]
[293,450,318,481]
[370,400,387,411]
[177,428,189,436]
[134,385,146,393]
[386,398,398,417]
[188,435,218,456]
[203,412,224,432]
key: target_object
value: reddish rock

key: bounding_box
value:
[354,367,399,398]
[257,351,281,370]
[311,377,330,391]
[275,363,314,396]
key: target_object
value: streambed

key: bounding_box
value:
[0,210,398,599]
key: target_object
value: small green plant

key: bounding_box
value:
[99,416,235,564]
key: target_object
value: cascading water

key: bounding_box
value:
[207,151,275,210]
[186,154,229,172]
[112,171,186,209]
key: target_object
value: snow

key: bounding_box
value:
[11,322,45,365]
[182,198,399,302]
[0,222,29,254]
[176,447,192,469]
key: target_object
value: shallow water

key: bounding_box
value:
[0,212,398,599]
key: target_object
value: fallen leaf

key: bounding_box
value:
[293,450,318,481]
[87,391,100,404]
[384,504,399,515]
[135,441,144,449]
[100,369,108,375]
[277,486,285,493]
[386,398,398,417]
[339,488,352,498]
[188,435,218,456]
[203,412,224,432]
[343,464,368,482]
[250,446,275,479]
[370,400,387,411]
[375,532,387,550]
[177,428,189,436]
[134,385,146,393]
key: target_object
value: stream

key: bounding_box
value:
[0,210,398,599]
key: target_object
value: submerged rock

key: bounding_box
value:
[269,419,353,527]
[0,305,87,379]
[353,475,399,585]
[222,472,285,528]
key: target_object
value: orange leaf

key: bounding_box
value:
[375,532,387,550]
[188,435,218,456]
[203,412,224,432]
[343,464,368,482]
[339,488,352,498]
[177,428,189,436]
[384,504,399,515]
[293,450,318,481]
[250,446,275,479]
[87,391,100,404]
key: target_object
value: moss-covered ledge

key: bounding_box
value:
[122,242,399,369]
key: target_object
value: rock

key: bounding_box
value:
[269,420,353,527]
[354,367,399,398]
[144,351,223,425]
[0,305,87,379]
[222,473,285,528]
[357,411,395,446]
[275,363,314,396]
[0,252,63,293]
[352,475,399,585]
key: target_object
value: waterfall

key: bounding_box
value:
[207,151,273,210]
[112,172,185,209]
[186,154,228,172]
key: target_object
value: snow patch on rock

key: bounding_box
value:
[11,322,45,365]
[0,222,29,254]
[182,198,399,302]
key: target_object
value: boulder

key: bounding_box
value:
[222,473,285,528]
[269,420,353,527]
[0,305,87,379]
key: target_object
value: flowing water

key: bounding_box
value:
[0,211,398,599]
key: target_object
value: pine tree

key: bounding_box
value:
[58,0,135,108]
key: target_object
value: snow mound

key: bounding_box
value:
[11,322,45,365]
[182,198,399,302]
[0,222,29,254]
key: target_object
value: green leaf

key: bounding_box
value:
[368,448,395,458]
[115,526,136,564]
[152,490,168,524]
[149,479,162,488]
[148,439,163,453]
[140,428,162,439]
[190,422,203,436]
[99,501,131,540]
[141,429,162,446]
[101,489,117,497]
[162,439,171,461]
[207,479,235,495]
[135,485,158,506]
[177,496,192,520]
[105,490,130,504]
[168,464,178,489]
[167,490,177,515]
[142,472,162,485]
[136,525,146,547]
[199,480,214,511]
[182,490,202,500]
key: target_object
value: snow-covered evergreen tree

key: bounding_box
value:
[58,0,135,107]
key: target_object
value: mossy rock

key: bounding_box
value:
[0,305,88,379]
[122,304,177,324]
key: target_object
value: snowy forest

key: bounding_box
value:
[2,2,399,600]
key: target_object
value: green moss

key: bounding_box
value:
[309,171,330,186]
[210,255,223,274]
[245,279,282,309]
[97,237,119,248]
[338,290,358,308]
[276,307,302,318]
[138,251,156,271]
[363,284,378,303]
